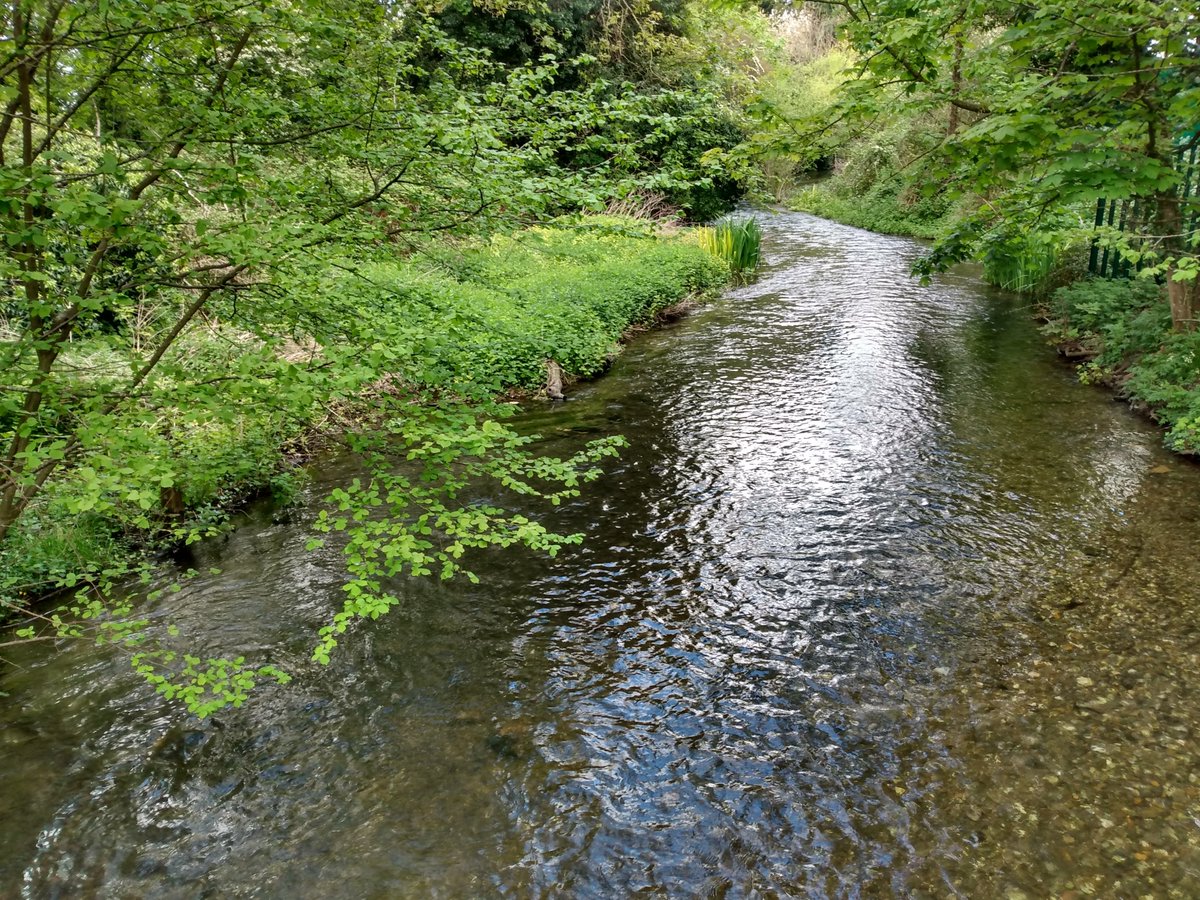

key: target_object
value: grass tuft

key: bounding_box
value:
[697,217,762,280]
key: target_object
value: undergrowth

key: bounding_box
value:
[788,181,953,240]
[1044,278,1200,454]
[1,220,727,614]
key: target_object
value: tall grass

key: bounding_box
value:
[697,217,763,280]
[980,230,1071,295]
[982,245,1058,294]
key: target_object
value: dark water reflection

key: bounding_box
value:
[3,212,1199,897]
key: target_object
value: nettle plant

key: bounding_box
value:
[0,0,631,715]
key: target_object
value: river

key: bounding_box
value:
[2,211,1199,897]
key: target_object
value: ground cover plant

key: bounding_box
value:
[0,212,725,713]
[1044,278,1200,454]
[789,183,952,241]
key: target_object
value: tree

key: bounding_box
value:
[0,0,481,539]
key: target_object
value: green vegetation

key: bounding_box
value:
[697,218,762,279]
[765,0,1199,457]
[787,112,957,239]
[336,224,728,391]
[790,186,951,241]
[1045,279,1200,454]
[776,2,1197,301]
[3,0,1197,715]
[0,0,749,713]
[0,210,724,712]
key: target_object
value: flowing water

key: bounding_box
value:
[3,211,1200,898]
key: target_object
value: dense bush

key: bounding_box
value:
[1048,279,1168,359]
[786,112,956,238]
[559,89,750,222]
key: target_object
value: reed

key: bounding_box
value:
[697,217,762,280]
[981,231,1062,295]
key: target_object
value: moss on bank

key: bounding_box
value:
[0,220,728,616]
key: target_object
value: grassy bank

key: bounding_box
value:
[0,220,728,617]
[1043,278,1200,455]
[788,182,953,240]
[782,112,957,241]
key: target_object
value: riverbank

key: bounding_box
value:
[787,183,953,240]
[1041,277,1200,455]
[0,218,728,621]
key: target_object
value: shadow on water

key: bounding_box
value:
[2,211,1199,897]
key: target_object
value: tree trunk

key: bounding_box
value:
[545,359,565,401]
[1168,275,1198,333]
[1157,191,1197,332]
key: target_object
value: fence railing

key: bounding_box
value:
[1088,143,1200,278]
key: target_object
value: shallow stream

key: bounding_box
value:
[3,211,1199,897]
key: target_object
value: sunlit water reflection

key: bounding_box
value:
[3,211,1199,897]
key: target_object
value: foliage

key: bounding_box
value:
[430,0,606,73]
[332,224,728,391]
[785,110,958,238]
[0,508,126,614]
[1044,278,1200,453]
[978,228,1079,296]
[429,0,690,83]
[699,12,852,200]
[549,85,750,221]
[794,0,1200,326]
[1048,278,1168,360]
[697,217,762,279]
[0,0,741,705]
[790,184,951,240]
[309,409,627,665]
[1,218,724,714]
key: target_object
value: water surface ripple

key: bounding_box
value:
[3,212,1199,897]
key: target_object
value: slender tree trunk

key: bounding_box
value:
[1143,96,1196,332]
[947,38,963,135]
[1168,278,1198,332]
[0,2,45,542]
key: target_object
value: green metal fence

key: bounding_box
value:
[1089,143,1200,278]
